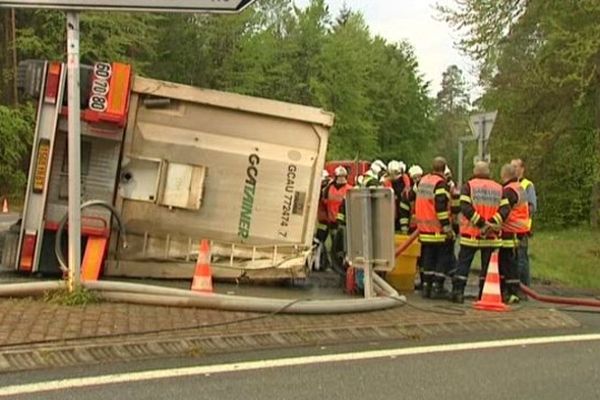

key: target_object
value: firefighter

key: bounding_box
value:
[384,160,411,232]
[359,162,384,188]
[510,158,536,287]
[312,170,332,271]
[496,163,530,303]
[372,159,387,180]
[415,157,453,299]
[328,166,353,272]
[408,165,424,187]
[450,161,503,304]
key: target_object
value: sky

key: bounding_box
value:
[294,0,473,96]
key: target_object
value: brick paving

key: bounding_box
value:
[0,286,583,372]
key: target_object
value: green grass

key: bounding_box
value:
[43,287,99,306]
[530,228,600,289]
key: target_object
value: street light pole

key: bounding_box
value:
[66,11,81,291]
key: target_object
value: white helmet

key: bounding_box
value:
[387,160,401,175]
[408,165,424,178]
[322,170,330,180]
[398,161,407,173]
[334,166,348,177]
[370,163,383,175]
[372,159,387,172]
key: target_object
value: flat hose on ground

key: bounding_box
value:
[0,211,407,315]
[0,271,404,315]
[520,284,600,308]
[89,276,404,314]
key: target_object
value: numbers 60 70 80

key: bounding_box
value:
[89,62,112,113]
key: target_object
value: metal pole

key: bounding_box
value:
[478,118,485,162]
[66,11,81,291]
[361,189,374,299]
[458,140,464,187]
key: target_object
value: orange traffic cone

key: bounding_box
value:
[191,239,213,293]
[474,251,510,312]
[1,198,8,214]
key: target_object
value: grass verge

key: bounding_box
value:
[43,287,99,306]
[530,228,600,289]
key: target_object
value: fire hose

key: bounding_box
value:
[396,230,419,258]
[395,231,600,309]
[520,284,600,308]
[0,202,407,315]
[55,200,128,274]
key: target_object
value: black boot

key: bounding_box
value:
[421,282,432,299]
[431,282,449,300]
[450,289,464,304]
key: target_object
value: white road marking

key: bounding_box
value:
[1,333,599,397]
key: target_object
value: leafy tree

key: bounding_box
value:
[440,0,600,228]
[15,10,160,72]
[0,0,437,198]
[434,65,471,173]
[313,11,378,159]
[0,104,34,196]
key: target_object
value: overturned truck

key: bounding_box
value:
[3,60,333,282]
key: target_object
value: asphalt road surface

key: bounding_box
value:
[1,334,599,400]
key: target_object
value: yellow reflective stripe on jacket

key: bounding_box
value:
[500,198,509,207]
[480,239,502,248]
[501,238,519,248]
[460,236,502,248]
[336,213,345,222]
[437,211,450,220]
[492,213,503,225]
[460,195,472,203]
[400,202,411,211]
[420,233,447,243]
[459,236,479,247]
[470,213,481,225]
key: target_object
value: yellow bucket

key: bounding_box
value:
[385,234,421,293]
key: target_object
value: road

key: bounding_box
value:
[1,334,599,400]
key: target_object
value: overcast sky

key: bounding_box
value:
[294,0,472,96]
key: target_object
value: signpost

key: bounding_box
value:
[0,0,256,12]
[1,0,257,291]
[468,111,498,164]
[457,135,475,187]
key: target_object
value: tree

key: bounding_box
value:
[436,65,470,114]
[15,10,160,72]
[440,0,600,228]
[434,65,471,173]
[0,104,34,196]
[0,10,18,106]
[1,0,436,197]
[313,11,378,159]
